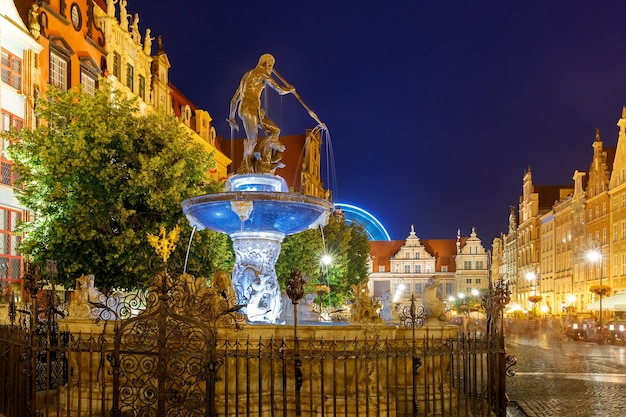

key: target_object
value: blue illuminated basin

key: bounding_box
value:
[182,192,332,236]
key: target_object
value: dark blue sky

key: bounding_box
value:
[132,1,626,244]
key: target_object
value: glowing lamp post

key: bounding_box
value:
[567,294,576,315]
[587,249,603,344]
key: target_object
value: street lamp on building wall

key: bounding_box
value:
[525,271,542,316]
[525,271,537,295]
[586,248,605,344]
[566,294,577,315]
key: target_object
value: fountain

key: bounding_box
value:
[182,54,332,323]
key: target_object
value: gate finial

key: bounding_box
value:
[147,226,180,263]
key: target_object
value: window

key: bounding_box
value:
[466,278,472,284]
[445,283,453,295]
[476,260,484,270]
[415,265,421,273]
[0,112,22,187]
[126,64,134,91]
[442,266,448,272]
[414,283,422,294]
[1,111,23,132]
[50,52,68,90]
[622,221,626,241]
[603,202,607,215]
[81,70,96,95]
[588,209,592,221]
[138,74,145,100]
[603,228,608,245]
[464,261,472,269]
[1,50,21,90]
[0,207,22,284]
[378,266,385,273]
[404,265,410,273]
[113,52,121,79]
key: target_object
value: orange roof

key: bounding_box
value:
[218,133,310,192]
[369,239,459,273]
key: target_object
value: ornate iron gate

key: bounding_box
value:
[483,274,517,416]
[100,270,244,417]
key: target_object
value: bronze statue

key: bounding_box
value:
[228,54,295,174]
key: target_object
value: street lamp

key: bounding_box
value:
[586,249,603,344]
[566,294,576,315]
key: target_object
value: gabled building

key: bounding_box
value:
[368,226,489,307]
[509,167,572,308]
[455,227,489,295]
[0,0,43,297]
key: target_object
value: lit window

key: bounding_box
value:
[50,52,68,90]
[1,50,21,90]
[138,75,145,100]
[81,71,96,95]
[0,207,22,285]
[126,64,134,91]
[113,52,121,79]
[1,111,23,133]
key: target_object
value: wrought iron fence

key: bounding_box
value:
[0,266,515,417]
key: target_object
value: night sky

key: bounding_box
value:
[130,1,626,244]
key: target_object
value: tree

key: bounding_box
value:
[6,85,233,291]
[275,213,370,308]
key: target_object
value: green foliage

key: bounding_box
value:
[275,228,324,286]
[6,85,232,291]
[276,213,370,308]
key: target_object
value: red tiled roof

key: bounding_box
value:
[369,240,404,272]
[369,239,459,273]
[218,134,310,191]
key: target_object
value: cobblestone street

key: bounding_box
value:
[505,320,626,417]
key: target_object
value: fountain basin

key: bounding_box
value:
[182,192,332,236]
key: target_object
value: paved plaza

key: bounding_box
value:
[504,320,626,417]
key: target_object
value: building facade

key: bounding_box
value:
[2,0,230,296]
[0,0,43,296]
[496,114,626,316]
[368,225,489,309]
